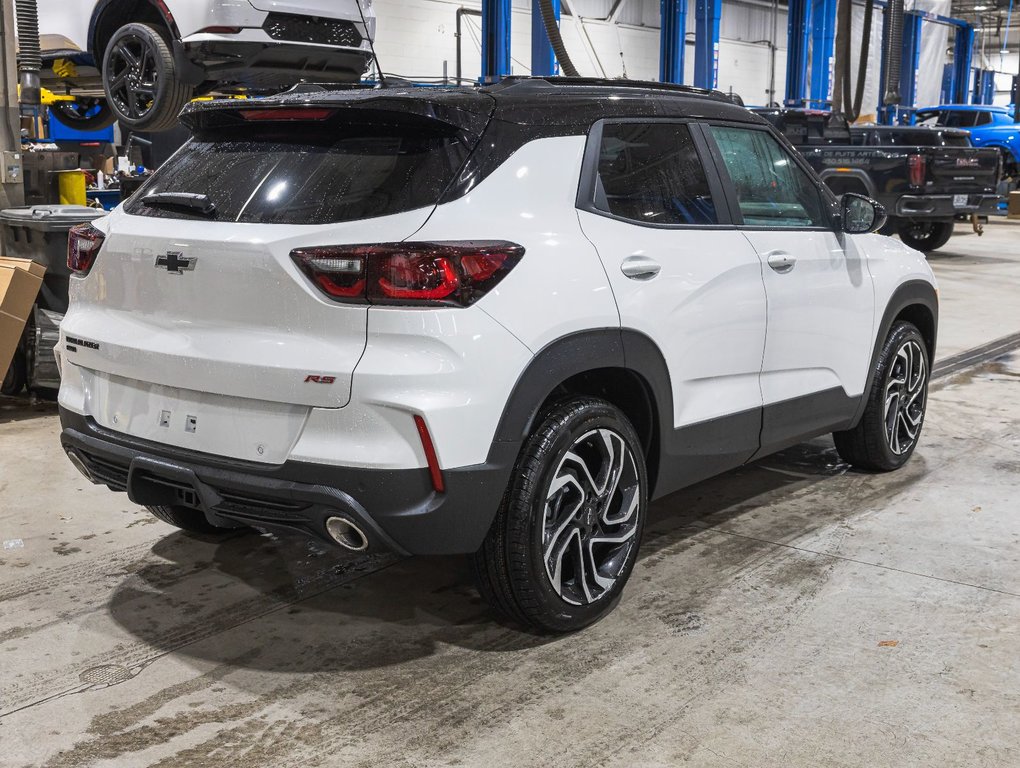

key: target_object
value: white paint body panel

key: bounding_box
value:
[412,136,621,354]
[742,229,876,403]
[32,0,373,54]
[578,212,768,427]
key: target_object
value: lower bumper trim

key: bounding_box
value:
[59,408,516,556]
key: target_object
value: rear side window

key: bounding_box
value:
[709,125,827,228]
[124,120,472,224]
[594,123,718,225]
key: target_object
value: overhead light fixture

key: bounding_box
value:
[973,4,989,8]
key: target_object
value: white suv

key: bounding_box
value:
[58,79,938,632]
[35,0,374,131]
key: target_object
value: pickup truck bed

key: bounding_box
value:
[756,109,1003,252]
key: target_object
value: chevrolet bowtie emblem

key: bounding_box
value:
[155,252,196,274]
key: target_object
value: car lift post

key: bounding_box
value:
[693,0,721,90]
[0,0,23,209]
[785,0,810,106]
[531,0,560,76]
[897,11,923,121]
[482,0,512,83]
[810,0,837,109]
[659,0,687,83]
[951,24,975,104]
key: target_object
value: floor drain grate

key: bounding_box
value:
[79,664,135,688]
[932,330,1020,381]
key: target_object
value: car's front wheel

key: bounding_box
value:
[833,321,930,471]
[473,397,647,633]
[102,23,193,132]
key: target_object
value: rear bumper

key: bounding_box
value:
[60,408,516,556]
[895,194,1002,218]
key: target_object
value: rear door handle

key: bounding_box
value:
[766,250,797,274]
[621,255,661,280]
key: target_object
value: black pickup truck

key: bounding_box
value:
[756,109,1003,252]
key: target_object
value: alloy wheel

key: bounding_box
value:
[106,35,159,120]
[883,339,927,455]
[542,428,641,606]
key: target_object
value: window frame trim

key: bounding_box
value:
[575,117,736,230]
[700,119,842,233]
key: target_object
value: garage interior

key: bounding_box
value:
[2,0,1020,765]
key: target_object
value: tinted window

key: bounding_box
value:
[594,123,718,225]
[124,121,472,224]
[709,126,827,228]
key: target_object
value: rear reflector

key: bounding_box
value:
[413,415,445,493]
[240,108,336,121]
[290,241,524,307]
[67,222,106,276]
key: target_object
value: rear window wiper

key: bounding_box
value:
[141,192,216,216]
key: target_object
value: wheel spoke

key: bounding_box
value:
[541,425,642,606]
[115,41,140,67]
[883,339,927,455]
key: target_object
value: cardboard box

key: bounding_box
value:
[1009,191,1020,220]
[0,257,46,383]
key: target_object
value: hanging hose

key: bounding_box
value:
[883,0,904,106]
[15,0,41,105]
[538,0,580,77]
[841,0,873,121]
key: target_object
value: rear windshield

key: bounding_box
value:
[124,120,473,224]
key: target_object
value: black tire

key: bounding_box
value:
[146,505,234,534]
[50,98,117,131]
[833,321,929,471]
[1,349,27,396]
[472,397,647,633]
[102,22,193,132]
[897,219,954,252]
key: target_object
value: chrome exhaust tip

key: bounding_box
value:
[325,516,369,552]
[65,449,94,482]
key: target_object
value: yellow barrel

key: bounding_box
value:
[55,170,87,206]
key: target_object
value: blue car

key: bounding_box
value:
[916,104,1019,171]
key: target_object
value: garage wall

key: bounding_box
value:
[371,0,788,106]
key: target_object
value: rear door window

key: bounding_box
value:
[124,119,473,224]
[708,125,828,228]
[593,122,719,225]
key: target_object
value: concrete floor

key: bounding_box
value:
[2,220,1020,767]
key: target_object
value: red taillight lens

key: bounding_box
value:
[67,222,106,276]
[290,241,524,307]
[908,154,927,187]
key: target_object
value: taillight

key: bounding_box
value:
[908,154,927,187]
[67,222,106,276]
[290,241,524,307]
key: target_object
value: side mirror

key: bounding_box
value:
[840,192,887,234]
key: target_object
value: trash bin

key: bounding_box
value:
[0,205,106,313]
[0,205,107,393]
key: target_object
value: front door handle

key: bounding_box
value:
[621,255,661,280]
[766,250,797,274]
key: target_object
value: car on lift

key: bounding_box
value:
[916,104,1019,175]
[58,79,938,633]
[757,109,1003,252]
[31,0,375,132]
